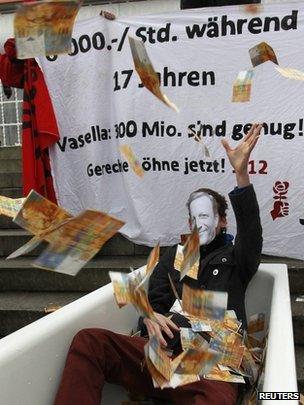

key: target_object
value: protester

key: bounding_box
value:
[54,123,263,405]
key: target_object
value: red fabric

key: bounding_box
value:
[22,58,59,202]
[0,38,59,203]
[0,38,24,88]
[54,328,238,405]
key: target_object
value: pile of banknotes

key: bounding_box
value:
[109,240,267,395]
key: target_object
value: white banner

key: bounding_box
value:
[39,3,304,259]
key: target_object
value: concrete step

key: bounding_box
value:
[291,295,304,345]
[0,172,22,188]
[0,229,155,257]
[0,159,22,173]
[1,227,304,265]
[0,146,21,160]
[0,187,23,198]
[0,255,303,294]
[0,230,134,256]
[261,255,304,294]
[0,147,22,190]
[0,216,21,229]
[0,256,147,292]
[0,229,303,284]
[295,344,304,392]
[288,267,304,295]
[0,291,85,337]
[0,229,46,256]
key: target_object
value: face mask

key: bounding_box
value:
[189,194,219,246]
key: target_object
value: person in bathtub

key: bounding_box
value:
[54,123,263,405]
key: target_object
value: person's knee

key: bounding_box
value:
[202,382,238,405]
[70,328,110,350]
[72,328,93,344]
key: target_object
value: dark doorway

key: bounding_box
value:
[181,0,261,9]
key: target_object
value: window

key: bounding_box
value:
[0,83,23,147]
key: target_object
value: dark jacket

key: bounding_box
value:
[147,184,263,330]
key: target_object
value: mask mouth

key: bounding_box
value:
[199,229,211,241]
[198,225,209,234]
[198,225,217,246]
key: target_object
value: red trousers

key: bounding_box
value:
[54,328,238,405]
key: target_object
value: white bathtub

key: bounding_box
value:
[0,264,297,404]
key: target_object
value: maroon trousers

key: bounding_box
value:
[54,328,238,405]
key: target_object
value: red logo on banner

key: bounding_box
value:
[271,181,290,220]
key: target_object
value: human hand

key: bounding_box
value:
[143,312,180,347]
[221,123,262,175]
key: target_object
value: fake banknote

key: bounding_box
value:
[182,284,228,321]
[14,0,81,59]
[174,244,199,280]
[129,37,179,112]
[177,347,221,376]
[232,70,254,103]
[146,336,173,381]
[190,319,212,333]
[137,243,160,290]
[0,195,25,218]
[249,41,278,67]
[33,209,124,275]
[10,190,124,275]
[204,365,245,384]
[188,126,211,158]
[13,189,71,239]
[180,226,200,280]
[247,313,265,334]
[241,4,264,14]
[110,267,157,320]
[119,144,144,177]
[180,327,208,351]
[209,332,245,370]
[275,67,304,81]
[109,271,132,307]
